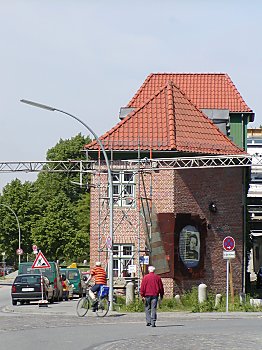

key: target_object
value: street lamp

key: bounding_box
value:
[20,99,114,310]
[0,204,21,265]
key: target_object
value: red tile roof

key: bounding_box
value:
[128,73,253,113]
[85,81,244,155]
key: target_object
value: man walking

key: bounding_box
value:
[140,265,164,327]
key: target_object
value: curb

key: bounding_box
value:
[2,303,262,319]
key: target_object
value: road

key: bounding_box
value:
[1,282,262,349]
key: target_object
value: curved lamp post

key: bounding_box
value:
[20,99,114,310]
[0,203,21,265]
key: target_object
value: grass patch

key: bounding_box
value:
[113,287,262,313]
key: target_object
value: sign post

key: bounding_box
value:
[223,236,235,313]
[32,251,51,307]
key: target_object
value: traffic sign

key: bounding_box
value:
[223,251,236,259]
[223,236,235,251]
[32,244,38,251]
[139,256,149,265]
[32,251,51,269]
[16,248,23,255]
[128,264,136,274]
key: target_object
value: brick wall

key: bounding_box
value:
[90,165,244,296]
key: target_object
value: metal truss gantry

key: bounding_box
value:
[0,160,95,173]
[0,153,259,285]
[0,154,257,174]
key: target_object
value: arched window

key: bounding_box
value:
[179,225,200,268]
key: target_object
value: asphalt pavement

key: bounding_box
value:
[1,277,262,350]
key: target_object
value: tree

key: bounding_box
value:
[31,133,91,262]
[0,179,34,265]
[0,133,91,265]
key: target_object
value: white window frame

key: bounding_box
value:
[112,171,135,207]
[113,244,134,277]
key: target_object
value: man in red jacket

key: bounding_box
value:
[140,265,164,327]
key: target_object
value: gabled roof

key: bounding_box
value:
[85,82,245,155]
[128,73,253,113]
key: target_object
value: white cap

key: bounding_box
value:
[95,261,101,266]
[148,266,155,272]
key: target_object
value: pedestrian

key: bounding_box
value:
[140,265,164,327]
[86,261,107,311]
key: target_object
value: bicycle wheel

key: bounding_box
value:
[96,297,109,317]
[76,297,89,317]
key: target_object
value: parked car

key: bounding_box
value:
[18,262,63,301]
[60,268,84,297]
[11,274,54,305]
[0,266,15,276]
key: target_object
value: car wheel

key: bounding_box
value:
[25,301,30,305]
[20,301,25,305]
[49,294,54,304]
[12,300,17,306]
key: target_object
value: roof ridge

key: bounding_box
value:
[87,81,172,147]
[152,72,227,75]
[128,73,153,107]
[166,80,245,153]
[166,82,176,149]
[224,74,252,112]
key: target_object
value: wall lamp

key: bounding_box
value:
[209,202,217,213]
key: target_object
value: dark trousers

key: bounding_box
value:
[145,296,158,324]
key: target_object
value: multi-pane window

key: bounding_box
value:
[112,172,135,207]
[113,244,134,277]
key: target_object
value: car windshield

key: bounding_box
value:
[20,265,53,280]
[15,275,41,284]
[68,271,79,280]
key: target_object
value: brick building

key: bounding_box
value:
[85,73,254,296]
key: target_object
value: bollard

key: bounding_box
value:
[126,281,134,305]
[174,294,182,304]
[198,283,207,303]
[215,293,222,307]
[239,292,246,305]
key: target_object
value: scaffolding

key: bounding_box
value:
[88,151,254,291]
[0,153,259,290]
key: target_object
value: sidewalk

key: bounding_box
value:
[2,274,262,320]
[3,299,262,320]
[0,270,17,285]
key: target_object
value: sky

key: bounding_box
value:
[0,0,261,190]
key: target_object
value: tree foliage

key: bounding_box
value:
[0,133,91,266]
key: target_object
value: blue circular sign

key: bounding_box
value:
[223,236,235,251]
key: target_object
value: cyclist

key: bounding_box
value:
[86,261,107,311]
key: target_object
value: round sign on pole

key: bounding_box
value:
[32,244,37,251]
[223,236,235,251]
[16,248,23,255]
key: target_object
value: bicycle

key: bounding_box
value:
[76,285,110,317]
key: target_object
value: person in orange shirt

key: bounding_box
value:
[87,261,107,311]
